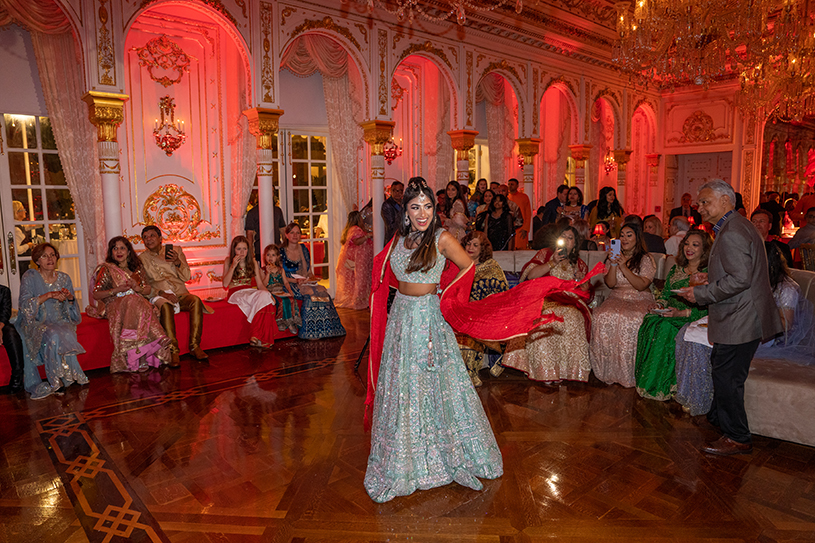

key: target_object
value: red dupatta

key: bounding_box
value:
[365,236,603,429]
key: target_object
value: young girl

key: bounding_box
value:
[261,244,301,335]
[223,236,276,348]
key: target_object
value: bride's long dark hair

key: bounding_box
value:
[398,177,442,273]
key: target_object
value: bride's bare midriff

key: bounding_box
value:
[398,281,437,297]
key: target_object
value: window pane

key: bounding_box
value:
[291,135,308,160]
[56,256,82,305]
[313,265,329,280]
[311,164,326,186]
[40,117,57,150]
[12,188,43,220]
[293,188,311,214]
[4,114,36,149]
[294,216,311,239]
[310,136,326,161]
[49,223,77,241]
[8,152,39,185]
[43,153,65,185]
[313,213,328,237]
[312,241,328,264]
[312,188,328,210]
[46,188,75,220]
[292,162,308,187]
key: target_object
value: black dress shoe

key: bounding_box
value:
[701,436,753,456]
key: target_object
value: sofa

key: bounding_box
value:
[495,250,815,448]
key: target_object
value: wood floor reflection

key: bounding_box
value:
[1,308,814,543]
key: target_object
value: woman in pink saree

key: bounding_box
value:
[89,236,172,372]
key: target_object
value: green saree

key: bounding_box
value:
[634,265,707,401]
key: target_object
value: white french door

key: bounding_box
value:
[0,114,87,305]
[277,129,335,293]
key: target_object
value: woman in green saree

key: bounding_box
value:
[634,229,712,401]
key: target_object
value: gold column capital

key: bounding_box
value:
[361,120,395,155]
[448,129,479,161]
[568,144,593,164]
[244,108,284,149]
[82,91,128,142]
[645,153,661,167]
[613,149,634,170]
[516,138,541,165]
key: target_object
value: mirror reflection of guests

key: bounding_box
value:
[590,222,657,387]
[139,226,211,365]
[261,244,301,334]
[280,223,345,339]
[365,177,502,503]
[19,243,87,400]
[634,230,711,401]
[89,237,172,371]
[224,236,277,349]
[335,211,373,310]
[0,284,24,394]
[503,225,592,383]
[456,231,508,387]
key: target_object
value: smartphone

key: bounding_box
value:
[165,243,174,260]
[556,238,566,256]
[609,239,621,259]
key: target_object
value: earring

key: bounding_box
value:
[404,215,410,226]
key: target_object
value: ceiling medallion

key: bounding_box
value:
[368,0,523,25]
[133,35,194,88]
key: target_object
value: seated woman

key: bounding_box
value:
[573,219,598,251]
[476,193,515,252]
[589,223,656,387]
[19,243,87,400]
[280,223,346,340]
[261,244,301,334]
[559,186,589,222]
[634,230,711,401]
[89,236,172,371]
[335,210,373,310]
[223,236,277,348]
[502,225,592,383]
[675,240,815,415]
[456,231,508,386]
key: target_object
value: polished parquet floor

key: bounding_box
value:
[1,308,814,543]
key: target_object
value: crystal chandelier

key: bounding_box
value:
[367,0,523,25]
[153,95,186,157]
[383,138,403,165]
[613,0,815,120]
[604,151,617,174]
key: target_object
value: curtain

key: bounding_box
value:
[281,34,363,212]
[0,0,72,33]
[477,74,515,185]
[424,68,453,190]
[229,112,256,241]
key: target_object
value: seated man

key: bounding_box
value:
[139,226,210,365]
[789,207,815,249]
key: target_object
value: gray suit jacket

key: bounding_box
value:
[694,213,782,344]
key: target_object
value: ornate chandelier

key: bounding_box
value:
[383,138,403,165]
[367,0,523,25]
[613,0,815,121]
[604,151,617,174]
[153,95,186,157]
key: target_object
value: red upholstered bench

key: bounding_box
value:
[0,298,298,386]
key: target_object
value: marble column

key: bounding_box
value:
[447,129,479,187]
[361,120,395,253]
[244,108,284,252]
[569,144,593,197]
[645,153,661,217]
[613,149,634,211]
[516,138,541,249]
[82,91,128,240]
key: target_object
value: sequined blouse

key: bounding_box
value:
[391,229,446,284]
[229,264,253,288]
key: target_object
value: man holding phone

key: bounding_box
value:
[139,225,211,366]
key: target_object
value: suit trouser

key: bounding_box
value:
[158,294,204,354]
[707,339,761,444]
[3,323,23,388]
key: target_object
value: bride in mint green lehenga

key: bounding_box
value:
[364,178,502,503]
[634,230,711,401]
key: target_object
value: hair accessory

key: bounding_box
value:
[408,178,429,190]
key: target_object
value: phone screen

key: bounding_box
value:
[165,244,174,260]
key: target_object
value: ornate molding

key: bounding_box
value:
[544,76,577,102]
[378,29,388,116]
[355,23,368,44]
[391,79,407,110]
[82,91,128,142]
[448,129,479,161]
[743,150,755,212]
[280,7,296,26]
[532,68,539,136]
[98,141,120,174]
[398,41,453,71]
[480,60,521,88]
[517,138,541,166]
[672,110,728,144]
[132,35,193,88]
[612,149,634,171]
[96,0,115,86]
[466,51,474,126]
[361,120,395,156]
[260,2,274,102]
[290,17,360,50]
[143,184,219,242]
[244,108,283,150]
[138,0,238,28]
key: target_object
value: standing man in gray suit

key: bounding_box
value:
[678,179,782,456]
